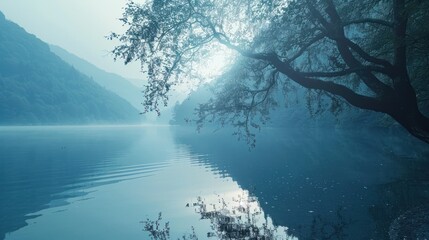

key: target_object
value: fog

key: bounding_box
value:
[0,1,428,239]
[0,0,142,79]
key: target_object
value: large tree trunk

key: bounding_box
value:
[387,79,429,144]
[390,108,429,144]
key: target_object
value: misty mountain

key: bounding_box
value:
[171,80,385,129]
[125,77,143,88]
[0,12,142,125]
[49,44,177,124]
[49,45,144,111]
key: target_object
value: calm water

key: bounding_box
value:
[0,126,428,239]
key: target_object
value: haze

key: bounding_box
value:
[0,0,142,80]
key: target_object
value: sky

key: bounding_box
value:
[0,0,236,117]
[0,0,143,80]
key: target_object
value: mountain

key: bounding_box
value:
[49,45,144,111]
[0,11,142,125]
[125,77,143,88]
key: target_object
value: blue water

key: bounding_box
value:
[0,125,428,239]
[0,126,291,239]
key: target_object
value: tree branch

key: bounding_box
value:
[300,66,392,78]
[320,0,394,95]
[344,38,394,71]
[287,32,326,62]
[393,0,408,75]
[267,55,386,112]
[343,18,394,28]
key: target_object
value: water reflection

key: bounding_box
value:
[370,153,429,239]
[2,126,286,240]
[0,126,145,239]
[143,190,295,239]
[1,126,427,239]
[172,126,429,239]
[0,126,187,239]
[194,191,293,239]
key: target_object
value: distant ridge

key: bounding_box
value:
[0,11,142,125]
[49,45,144,111]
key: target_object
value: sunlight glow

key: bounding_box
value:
[171,44,237,102]
[196,44,238,82]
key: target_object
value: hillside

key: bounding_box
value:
[49,45,144,111]
[0,12,142,125]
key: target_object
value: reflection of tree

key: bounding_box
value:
[192,195,291,239]
[141,213,171,240]
[369,152,429,239]
[142,191,294,239]
[142,192,354,239]
[142,213,200,240]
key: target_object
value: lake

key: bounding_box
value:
[0,125,428,239]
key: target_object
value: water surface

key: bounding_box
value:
[1,126,288,240]
[174,126,429,239]
[0,125,428,239]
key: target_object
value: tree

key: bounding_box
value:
[110,0,429,144]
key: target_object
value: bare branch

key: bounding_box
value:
[267,55,387,112]
[343,18,393,28]
[344,38,394,70]
[300,66,392,78]
[287,32,326,63]
[314,1,394,95]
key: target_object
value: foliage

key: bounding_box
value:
[111,0,429,143]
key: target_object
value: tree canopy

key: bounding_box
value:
[110,0,429,144]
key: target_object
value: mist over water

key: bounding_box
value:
[0,126,427,239]
[0,126,290,239]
